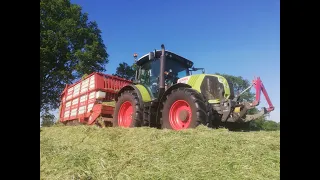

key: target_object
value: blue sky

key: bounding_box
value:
[70,0,280,122]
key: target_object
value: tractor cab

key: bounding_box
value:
[135,50,194,98]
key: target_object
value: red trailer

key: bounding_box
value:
[59,72,132,126]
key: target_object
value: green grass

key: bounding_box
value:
[40,125,280,180]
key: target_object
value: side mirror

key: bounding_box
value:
[149,52,154,60]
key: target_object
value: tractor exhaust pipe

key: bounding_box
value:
[159,44,166,97]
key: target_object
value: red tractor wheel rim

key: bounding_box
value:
[117,101,133,127]
[169,100,192,130]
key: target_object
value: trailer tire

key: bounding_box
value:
[113,90,142,127]
[161,88,207,130]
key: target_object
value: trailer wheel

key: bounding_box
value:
[161,88,207,130]
[113,90,142,127]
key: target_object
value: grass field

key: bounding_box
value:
[40,125,280,180]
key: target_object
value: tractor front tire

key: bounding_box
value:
[161,88,208,130]
[113,90,142,128]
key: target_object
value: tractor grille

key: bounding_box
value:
[228,81,235,100]
[200,76,224,101]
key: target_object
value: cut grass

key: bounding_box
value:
[102,101,116,107]
[40,125,280,180]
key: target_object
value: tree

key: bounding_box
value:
[216,73,254,102]
[40,0,108,114]
[249,119,280,131]
[113,62,136,80]
[249,118,264,130]
[262,120,280,131]
[41,112,56,127]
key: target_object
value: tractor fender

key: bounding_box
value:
[116,84,151,108]
[156,83,192,125]
[159,83,192,103]
[116,85,137,101]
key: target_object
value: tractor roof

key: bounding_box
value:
[136,50,194,68]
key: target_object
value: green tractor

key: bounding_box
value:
[113,44,274,130]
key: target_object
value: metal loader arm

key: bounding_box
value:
[229,76,275,122]
[241,77,275,122]
[251,77,275,112]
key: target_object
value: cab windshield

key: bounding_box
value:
[138,58,189,97]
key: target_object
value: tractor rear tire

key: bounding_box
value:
[113,90,142,128]
[161,88,208,130]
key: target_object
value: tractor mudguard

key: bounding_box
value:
[135,84,152,102]
[116,84,153,108]
[158,83,192,104]
[116,85,140,101]
[116,85,144,108]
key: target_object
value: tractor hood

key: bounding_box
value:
[177,74,234,103]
